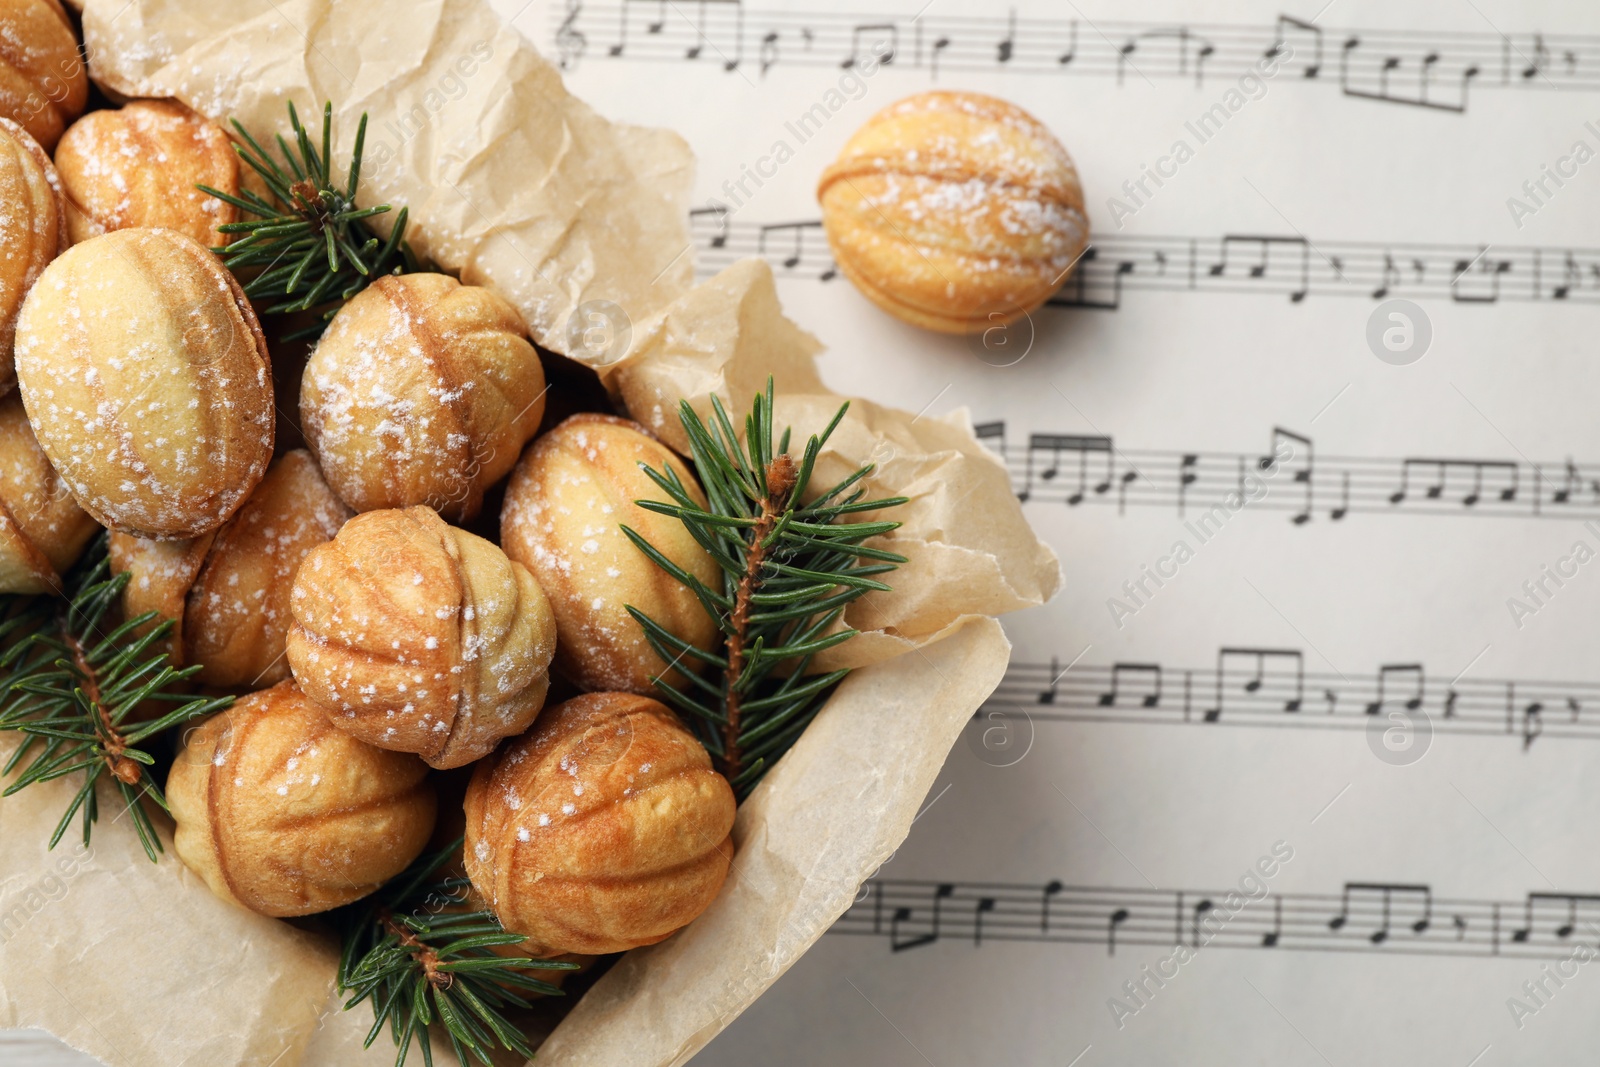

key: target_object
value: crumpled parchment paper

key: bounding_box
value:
[80,0,697,352]
[0,2,1061,1065]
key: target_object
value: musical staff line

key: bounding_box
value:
[833,879,1600,959]
[554,3,1600,113]
[1001,647,1600,747]
[688,212,1600,307]
[973,421,1600,524]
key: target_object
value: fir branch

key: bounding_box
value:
[337,837,578,1067]
[200,101,417,341]
[624,379,908,795]
[0,535,232,861]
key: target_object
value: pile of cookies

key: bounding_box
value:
[0,0,735,965]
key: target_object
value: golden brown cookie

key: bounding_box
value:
[0,0,87,152]
[287,505,558,769]
[500,414,720,695]
[300,273,546,521]
[0,389,95,592]
[817,90,1087,334]
[167,680,437,918]
[14,227,275,539]
[463,692,735,955]
[0,116,66,395]
[53,99,244,248]
[110,449,352,687]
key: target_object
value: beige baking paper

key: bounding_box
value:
[608,258,1062,671]
[0,3,1059,1066]
[534,616,1008,1067]
[0,735,335,1067]
[79,0,696,353]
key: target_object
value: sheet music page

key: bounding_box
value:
[499,0,1600,1061]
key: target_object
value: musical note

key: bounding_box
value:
[1524,702,1544,749]
[1038,655,1061,705]
[1177,453,1199,515]
[1328,883,1432,944]
[1192,898,1214,947]
[676,0,744,70]
[574,6,1600,117]
[605,0,663,57]
[1024,434,1114,509]
[689,202,730,249]
[842,22,895,69]
[839,878,1600,959]
[1208,235,1312,301]
[1330,470,1351,521]
[1262,896,1283,947]
[700,215,1600,311]
[957,418,1600,525]
[1389,458,1518,509]
[1421,50,1441,103]
[1271,15,1323,77]
[1207,648,1304,722]
[1261,427,1314,523]
[1065,437,1113,505]
[757,221,822,269]
[1041,879,1063,933]
[1100,663,1162,708]
[974,897,997,946]
[758,29,778,75]
[979,647,1600,748]
[1116,466,1139,515]
[1511,893,1600,943]
[1523,34,1551,79]
[1339,30,1475,110]
[1365,663,1424,716]
[1057,20,1078,66]
[1452,250,1513,303]
[890,883,954,951]
[1107,907,1129,955]
[1115,37,1138,85]
[1551,252,1581,299]
[1552,458,1581,503]
[1195,40,1216,84]
[1373,253,1400,299]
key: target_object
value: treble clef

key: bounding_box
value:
[557,0,587,69]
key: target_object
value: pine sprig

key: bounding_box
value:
[624,379,908,795]
[337,837,578,1067]
[0,535,233,861]
[199,100,416,340]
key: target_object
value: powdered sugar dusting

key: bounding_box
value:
[13,228,273,539]
[288,505,557,769]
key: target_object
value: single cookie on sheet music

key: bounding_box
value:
[816,90,1088,335]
